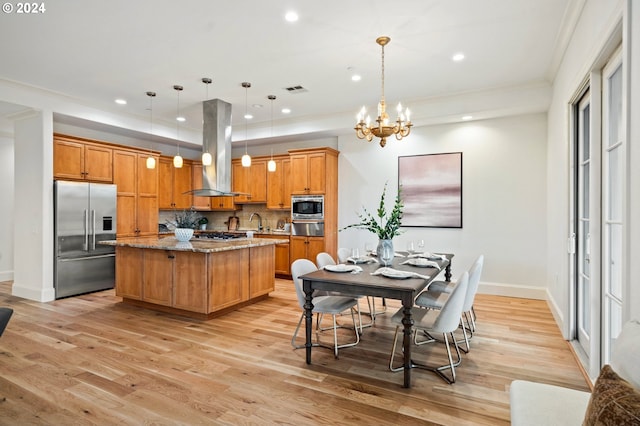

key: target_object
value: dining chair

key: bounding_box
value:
[290,259,361,358]
[336,247,351,263]
[0,307,13,337]
[315,251,370,331]
[414,255,484,352]
[337,247,387,321]
[388,271,469,384]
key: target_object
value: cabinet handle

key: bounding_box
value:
[168,254,175,259]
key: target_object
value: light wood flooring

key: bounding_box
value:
[0,279,590,425]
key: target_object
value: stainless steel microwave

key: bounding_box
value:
[291,195,324,220]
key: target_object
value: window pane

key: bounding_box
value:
[609,223,622,299]
[583,163,590,216]
[582,104,590,162]
[608,147,621,220]
[607,301,622,363]
[608,65,622,147]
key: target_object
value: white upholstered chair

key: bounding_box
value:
[290,259,361,358]
[388,271,469,384]
[315,252,370,330]
[414,255,484,352]
[510,319,640,425]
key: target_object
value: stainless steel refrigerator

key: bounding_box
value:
[54,181,117,298]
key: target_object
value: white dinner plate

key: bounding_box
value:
[380,269,412,279]
[324,264,358,273]
[404,258,440,268]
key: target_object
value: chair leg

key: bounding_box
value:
[388,325,406,372]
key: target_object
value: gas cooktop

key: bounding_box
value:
[194,232,247,240]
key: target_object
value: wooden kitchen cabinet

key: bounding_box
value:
[173,251,208,313]
[54,134,113,182]
[256,234,290,276]
[115,246,143,300]
[289,148,338,195]
[232,159,267,203]
[290,235,325,264]
[159,157,193,209]
[143,249,174,306]
[113,149,159,238]
[266,156,291,210]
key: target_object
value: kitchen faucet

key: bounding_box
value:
[249,212,263,231]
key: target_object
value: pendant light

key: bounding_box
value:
[241,82,251,167]
[267,95,277,172]
[145,91,157,169]
[173,84,184,168]
[201,77,213,166]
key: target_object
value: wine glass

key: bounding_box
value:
[364,242,373,256]
[351,247,360,260]
[406,240,415,255]
[417,239,425,252]
[380,243,394,266]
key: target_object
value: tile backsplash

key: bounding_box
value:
[159,205,290,232]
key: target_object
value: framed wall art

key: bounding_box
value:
[398,152,463,228]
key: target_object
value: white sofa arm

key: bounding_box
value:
[510,380,591,426]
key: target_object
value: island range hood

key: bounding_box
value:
[189,98,237,197]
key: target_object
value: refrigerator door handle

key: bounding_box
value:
[91,209,96,251]
[83,209,89,251]
[59,253,116,262]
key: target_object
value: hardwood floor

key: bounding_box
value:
[0,279,590,425]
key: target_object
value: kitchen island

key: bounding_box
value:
[101,236,288,319]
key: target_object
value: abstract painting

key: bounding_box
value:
[398,152,462,228]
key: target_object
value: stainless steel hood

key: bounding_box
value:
[190,98,236,197]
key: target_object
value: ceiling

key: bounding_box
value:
[0,0,578,146]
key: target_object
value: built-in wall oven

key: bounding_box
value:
[291,195,324,236]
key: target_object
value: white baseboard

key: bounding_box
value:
[11,282,55,302]
[478,281,547,300]
[0,270,13,282]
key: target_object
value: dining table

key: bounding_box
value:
[300,252,453,388]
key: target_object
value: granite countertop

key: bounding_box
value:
[100,236,289,253]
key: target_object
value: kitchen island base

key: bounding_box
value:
[105,237,285,319]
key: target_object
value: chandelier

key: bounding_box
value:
[354,36,412,147]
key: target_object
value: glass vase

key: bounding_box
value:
[378,239,394,266]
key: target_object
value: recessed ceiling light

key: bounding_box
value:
[452,53,465,62]
[462,115,473,120]
[351,74,361,82]
[115,99,127,105]
[285,11,298,22]
[281,108,291,114]
[176,116,186,122]
[244,113,253,119]
[252,104,263,108]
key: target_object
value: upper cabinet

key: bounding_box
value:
[113,149,159,238]
[54,134,113,182]
[289,148,338,195]
[232,159,267,203]
[158,157,193,210]
[266,156,291,210]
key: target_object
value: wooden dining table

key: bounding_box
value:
[300,253,453,388]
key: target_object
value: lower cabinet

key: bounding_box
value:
[256,234,290,276]
[290,236,325,264]
[115,245,274,316]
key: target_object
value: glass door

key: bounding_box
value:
[576,90,592,357]
[601,49,624,363]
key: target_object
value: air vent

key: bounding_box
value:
[284,85,308,94]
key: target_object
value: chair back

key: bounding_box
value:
[337,248,351,263]
[316,252,336,269]
[462,255,484,311]
[0,307,13,337]
[431,271,469,334]
[291,259,319,309]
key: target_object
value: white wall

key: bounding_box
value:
[337,113,548,298]
[0,135,14,281]
[545,0,625,335]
